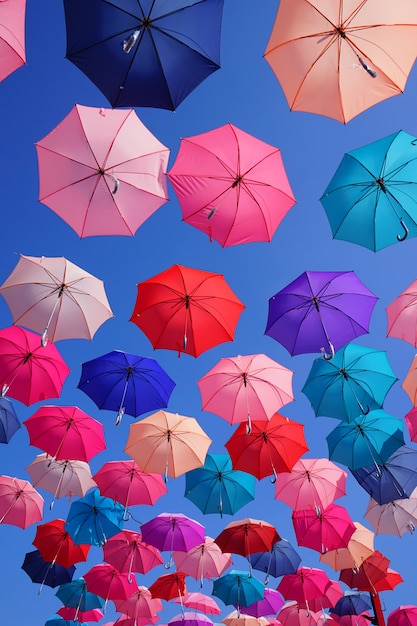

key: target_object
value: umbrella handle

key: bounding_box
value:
[397,218,409,241]
[116,406,125,426]
[321,342,335,360]
[111,176,119,194]
[0,384,9,397]
[41,328,48,347]
[123,29,141,53]
[357,56,377,78]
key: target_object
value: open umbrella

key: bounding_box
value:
[339,550,390,594]
[214,518,280,566]
[278,602,319,626]
[78,350,176,425]
[0,475,43,528]
[114,586,162,622]
[388,606,417,626]
[64,487,125,546]
[387,277,417,346]
[265,271,377,359]
[173,592,221,615]
[319,521,375,571]
[45,615,88,626]
[141,512,206,556]
[331,591,372,617]
[103,530,163,580]
[148,571,187,601]
[212,570,265,614]
[168,123,295,247]
[172,536,232,585]
[33,518,90,568]
[222,611,270,626]
[277,567,332,615]
[364,488,417,536]
[0,396,21,443]
[249,539,301,584]
[374,568,403,592]
[84,563,134,605]
[35,105,170,237]
[0,254,113,345]
[239,588,285,617]
[130,264,245,357]
[0,0,26,82]
[169,611,213,626]
[63,0,224,110]
[292,504,355,555]
[264,2,417,123]
[22,549,75,590]
[57,607,104,623]
[402,354,417,405]
[55,577,105,615]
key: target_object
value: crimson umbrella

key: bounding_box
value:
[148,571,187,601]
[103,530,163,580]
[339,550,390,594]
[215,518,280,570]
[33,518,90,567]
[0,0,26,82]
[292,504,355,555]
[130,264,245,357]
[0,475,43,528]
[84,563,134,605]
[277,567,332,614]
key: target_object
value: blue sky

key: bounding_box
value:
[2,1,417,623]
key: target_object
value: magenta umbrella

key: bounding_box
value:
[35,104,170,237]
[84,563,134,606]
[277,567,332,614]
[169,611,213,626]
[141,513,205,567]
[0,0,26,82]
[103,530,163,580]
[388,605,417,626]
[0,475,43,528]
[292,504,356,555]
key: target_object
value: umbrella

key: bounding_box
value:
[214,518,280,571]
[78,350,176,425]
[339,550,390,594]
[33,518,90,567]
[141,512,206,557]
[0,0,26,82]
[0,254,113,345]
[331,591,372,617]
[64,487,125,546]
[302,343,397,421]
[184,453,256,516]
[0,474,43,528]
[55,577,105,615]
[292,504,355,555]
[249,539,301,584]
[402,354,417,405]
[277,567,332,614]
[129,264,245,357]
[265,271,377,358]
[264,2,417,123]
[0,325,70,405]
[63,0,223,110]
[172,536,232,584]
[168,123,295,247]
[148,571,187,601]
[405,406,417,441]
[326,410,405,470]
[222,612,270,626]
[239,588,285,617]
[124,410,212,481]
[374,568,403,592]
[277,602,319,626]
[84,563,134,605]
[45,616,88,626]
[319,521,375,571]
[57,607,104,623]
[103,530,163,580]
[169,611,213,626]
[0,396,21,443]
[114,586,162,622]
[364,488,417,536]
[387,277,417,346]
[388,606,417,626]
[173,592,221,615]
[197,354,294,432]
[274,458,348,513]
[225,413,308,481]
[306,578,343,613]
[26,454,96,509]
[22,549,75,589]
[35,104,170,237]
[212,570,265,614]
[24,405,106,462]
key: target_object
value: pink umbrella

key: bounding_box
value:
[0,326,70,405]
[277,567,332,615]
[114,586,162,623]
[84,563,135,605]
[103,530,163,580]
[388,606,417,626]
[320,521,375,571]
[172,536,232,585]
[0,475,43,528]
[278,603,318,626]
[168,123,296,247]
[35,104,169,237]
[141,513,206,567]
[405,407,417,442]
[387,279,417,347]
[240,588,285,617]
[0,0,26,82]
[292,504,355,554]
[24,405,106,462]
[332,616,373,626]
[172,592,221,615]
[307,579,343,612]
[57,607,104,622]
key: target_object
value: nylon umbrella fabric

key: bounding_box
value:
[130,264,245,357]
[172,592,221,614]
[140,512,206,554]
[387,277,417,346]
[214,518,280,560]
[169,611,214,626]
[239,588,285,617]
[35,105,170,237]
[277,567,332,615]
[45,616,88,626]
[302,343,397,422]
[277,602,319,626]
[148,571,187,601]
[319,521,375,571]
[114,586,162,622]
[212,570,265,614]
[64,487,125,546]
[0,474,43,528]
[172,536,232,584]
[0,254,113,345]
[339,550,390,594]
[103,530,163,579]
[264,1,417,124]
[21,549,76,589]
[406,407,417,441]
[55,577,105,614]
[222,612,270,626]
[387,605,417,626]
[292,504,356,555]
[331,591,372,617]
[168,123,296,247]
[63,0,224,110]
[374,568,403,592]
[84,563,134,604]
[265,271,377,358]
[364,488,417,536]
[402,354,417,405]
[0,396,21,443]
[0,0,26,82]
[33,518,90,567]
[57,607,104,623]
[249,539,302,584]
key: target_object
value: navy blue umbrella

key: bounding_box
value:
[22,549,75,590]
[63,0,224,110]
[249,539,302,584]
[331,591,372,617]
[0,396,21,443]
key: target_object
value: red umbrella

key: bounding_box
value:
[0,475,43,528]
[339,550,390,594]
[292,504,356,555]
[0,326,70,406]
[374,568,403,592]
[214,518,280,568]
[103,530,163,580]
[33,518,90,567]
[225,413,308,480]
[84,563,134,605]
[277,567,332,614]
[148,571,187,601]
[130,264,245,357]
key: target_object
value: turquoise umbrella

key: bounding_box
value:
[64,488,124,546]
[212,570,264,614]
[320,130,417,251]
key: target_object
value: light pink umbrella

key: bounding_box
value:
[114,586,162,623]
[172,592,221,615]
[365,489,417,536]
[292,504,355,555]
[0,254,113,345]
[387,279,417,347]
[0,0,26,82]
[35,104,169,237]
[0,475,43,528]
[103,530,163,580]
[84,563,135,605]
[168,123,295,247]
[172,536,232,585]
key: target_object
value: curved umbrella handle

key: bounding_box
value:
[0,384,9,398]
[123,29,140,53]
[41,328,48,347]
[321,342,335,360]
[111,176,119,194]
[397,218,409,242]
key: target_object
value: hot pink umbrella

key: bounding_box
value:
[84,563,135,605]
[388,606,417,626]
[24,405,106,462]
[405,407,417,442]
[0,0,26,82]
[57,607,104,622]
[35,104,170,237]
[277,567,332,615]
[103,530,163,579]
[172,536,232,585]
[172,592,221,615]
[319,521,375,571]
[0,475,43,528]
[0,326,70,405]
[307,579,343,612]
[292,504,355,555]
[114,586,162,623]
[168,123,295,247]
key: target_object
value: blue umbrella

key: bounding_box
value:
[55,577,104,613]
[63,0,224,110]
[64,488,124,546]
[22,550,75,590]
[45,617,88,626]
[184,453,256,517]
[78,350,176,425]
[331,591,372,617]
[212,570,264,614]
[0,396,21,443]
[249,539,301,584]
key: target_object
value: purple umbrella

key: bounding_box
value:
[141,513,206,568]
[238,587,285,617]
[265,271,377,359]
[169,611,214,626]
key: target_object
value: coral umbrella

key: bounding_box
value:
[249,539,301,584]
[278,602,318,626]
[130,264,245,357]
[265,271,377,359]
[388,606,417,626]
[172,536,232,585]
[168,123,295,247]
[222,612,270,626]
[36,105,170,237]
[292,504,355,555]
[114,586,162,622]
[64,487,125,546]
[125,410,212,481]
[339,550,390,593]
[212,570,265,614]
[225,413,308,481]
[24,405,106,462]
[0,0,26,82]
[0,396,20,443]
[0,326,70,405]
[33,518,90,567]
[0,254,113,346]
[402,355,417,405]
[320,522,375,571]
[22,549,75,590]
[103,530,163,580]
[364,488,417,536]
[84,563,134,605]
[277,567,332,615]
[148,571,187,601]
[172,592,221,615]
[0,475,43,528]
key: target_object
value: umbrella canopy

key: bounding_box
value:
[387,277,417,346]
[114,586,162,622]
[125,410,212,480]
[22,549,75,589]
[388,606,417,626]
[212,570,265,613]
[0,255,113,345]
[277,567,332,614]
[0,396,20,443]
[215,518,280,566]
[148,571,187,601]
[103,530,163,578]
[364,488,417,536]
[64,487,125,546]
[339,550,390,594]
[78,350,176,425]
[172,536,232,583]
[222,611,270,626]
[292,504,355,555]
[249,539,301,584]
[55,577,105,613]
[374,568,403,593]
[45,616,88,626]
[402,354,417,405]
[130,264,245,357]
[331,591,372,617]
[0,325,70,405]
[84,563,133,604]
[239,588,285,617]
[24,405,106,462]
[0,0,26,82]
[168,123,295,247]
[319,521,375,571]
[141,512,206,554]
[184,453,256,517]
[169,611,213,626]
[57,607,104,623]
[0,474,43,528]
[173,592,221,615]
[33,518,90,567]
[35,105,170,237]
[302,343,397,421]
[265,271,377,358]
[225,413,308,481]
[278,602,319,626]
[264,2,417,123]
[405,406,417,441]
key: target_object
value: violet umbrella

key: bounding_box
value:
[0,0,26,82]
[169,612,214,626]
[265,270,377,359]
[0,474,43,528]
[114,586,162,623]
[103,530,163,581]
[239,588,285,617]
[35,104,169,237]
[141,512,205,567]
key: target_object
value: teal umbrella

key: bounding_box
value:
[326,410,405,471]
[184,453,255,517]
[302,343,398,422]
[212,570,264,614]
[64,488,124,546]
[320,130,417,251]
